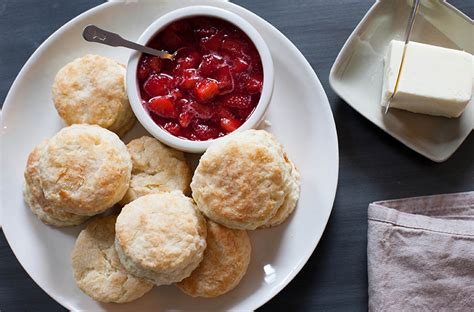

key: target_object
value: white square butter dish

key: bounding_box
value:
[329,0,473,162]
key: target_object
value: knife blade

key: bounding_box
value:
[385,0,421,114]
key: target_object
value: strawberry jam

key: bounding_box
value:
[137,17,263,141]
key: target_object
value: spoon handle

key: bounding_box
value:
[82,25,174,59]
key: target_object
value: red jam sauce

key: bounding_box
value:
[137,17,263,141]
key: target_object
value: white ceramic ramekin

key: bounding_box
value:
[126,5,274,153]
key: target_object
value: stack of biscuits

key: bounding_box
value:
[23,54,301,304]
[24,124,131,227]
[192,129,301,230]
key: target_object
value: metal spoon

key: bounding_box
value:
[82,25,175,60]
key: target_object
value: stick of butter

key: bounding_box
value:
[381,40,472,118]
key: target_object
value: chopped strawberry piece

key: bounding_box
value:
[163,122,181,136]
[181,99,214,120]
[200,31,224,52]
[148,56,162,73]
[222,94,252,109]
[178,111,194,128]
[195,79,219,102]
[188,50,203,66]
[221,38,247,56]
[173,50,202,74]
[143,74,175,97]
[215,106,234,119]
[192,123,220,140]
[148,96,177,118]
[193,104,214,120]
[220,116,242,133]
[235,73,249,92]
[211,106,232,124]
[169,88,183,100]
[180,69,201,89]
[233,58,250,73]
[175,98,186,111]
[245,74,263,94]
[198,54,225,76]
[214,66,234,94]
[137,62,151,80]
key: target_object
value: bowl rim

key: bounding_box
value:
[126,5,274,153]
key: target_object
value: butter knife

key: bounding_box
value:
[385,0,421,114]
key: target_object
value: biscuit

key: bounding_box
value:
[52,54,135,137]
[115,192,207,286]
[261,159,301,228]
[114,111,136,138]
[71,215,153,303]
[191,130,292,230]
[177,221,251,297]
[119,136,192,205]
[38,124,132,216]
[23,141,89,227]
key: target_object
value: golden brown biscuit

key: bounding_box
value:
[52,54,135,136]
[71,215,153,303]
[23,141,89,227]
[261,159,301,227]
[38,124,132,216]
[177,221,251,297]
[191,130,292,230]
[115,192,207,286]
[119,136,192,205]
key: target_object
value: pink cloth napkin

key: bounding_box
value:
[367,191,474,311]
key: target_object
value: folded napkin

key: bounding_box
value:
[367,192,474,311]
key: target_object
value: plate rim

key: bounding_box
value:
[0,1,339,310]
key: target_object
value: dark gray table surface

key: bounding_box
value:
[1,0,473,311]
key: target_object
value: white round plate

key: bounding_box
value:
[0,1,338,310]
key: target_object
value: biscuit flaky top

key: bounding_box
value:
[191,130,292,230]
[23,141,89,226]
[177,221,251,297]
[52,54,135,136]
[38,124,132,216]
[115,193,207,273]
[71,215,153,303]
[262,159,301,228]
[119,136,192,205]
